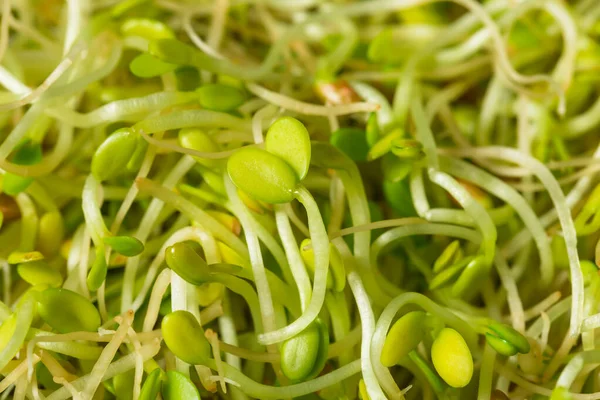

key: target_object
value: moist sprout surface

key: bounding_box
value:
[1,0,600,399]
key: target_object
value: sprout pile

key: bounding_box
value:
[2,0,600,399]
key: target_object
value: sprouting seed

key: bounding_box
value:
[227,147,299,204]
[431,328,473,388]
[280,319,329,381]
[165,242,211,285]
[37,288,102,333]
[120,18,175,40]
[161,310,211,365]
[87,247,108,291]
[91,128,138,182]
[17,260,63,288]
[103,235,145,257]
[7,251,44,265]
[37,211,65,257]
[129,54,178,78]
[265,117,312,180]
[178,128,219,167]
[381,311,427,367]
[196,84,246,112]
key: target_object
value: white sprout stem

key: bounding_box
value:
[121,155,195,312]
[203,358,361,399]
[331,0,556,91]
[477,344,496,400]
[46,91,198,127]
[371,292,478,399]
[110,132,160,234]
[391,64,414,124]
[224,177,276,335]
[125,327,144,400]
[142,269,171,332]
[503,142,600,257]
[15,192,38,252]
[219,293,250,400]
[0,37,121,161]
[555,351,600,393]
[80,312,134,399]
[333,238,387,400]
[350,81,394,129]
[246,83,379,117]
[258,185,329,345]
[527,297,571,338]
[494,253,525,333]
[63,0,83,55]
[183,17,226,60]
[170,268,195,374]
[207,0,227,50]
[0,65,30,94]
[412,91,497,264]
[275,206,312,311]
[522,292,562,321]
[222,199,295,286]
[0,355,41,394]
[132,226,220,312]
[82,175,108,245]
[409,168,431,217]
[252,104,278,144]
[440,157,554,284]
[45,340,161,400]
[1,261,10,306]
[428,169,497,264]
[132,109,252,134]
[0,45,81,112]
[61,226,86,295]
[476,77,504,146]
[545,1,577,94]
[0,0,12,65]
[284,203,310,237]
[469,146,582,380]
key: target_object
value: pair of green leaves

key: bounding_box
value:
[228,117,311,204]
[381,314,474,389]
[17,260,63,288]
[485,322,531,357]
[280,318,329,382]
[162,310,212,365]
[164,242,211,285]
[87,236,144,291]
